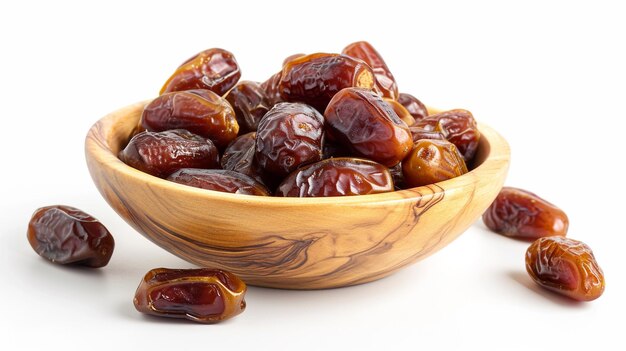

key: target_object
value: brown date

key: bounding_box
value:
[384,98,415,126]
[324,87,412,167]
[134,268,247,323]
[167,168,269,196]
[276,157,394,197]
[343,41,398,100]
[389,163,406,190]
[402,139,468,188]
[221,132,267,185]
[160,48,241,96]
[27,205,114,268]
[526,237,605,301]
[255,102,324,177]
[119,129,220,178]
[409,126,446,144]
[413,109,480,162]
[224,81,271,134]
[141,90,238,148]
[278,53,375,112]
[260,71,283,106]
[483,187,569,240]
[397,93,428,121]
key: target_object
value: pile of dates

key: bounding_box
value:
[119,42,480,196]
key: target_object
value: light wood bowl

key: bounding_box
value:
[85,101,510,289]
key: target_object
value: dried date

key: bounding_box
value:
[167,168,269,196]
[397,93,428,121]
[224,81,271,134]
[343,41,398,100]
[402,139,468,187]
[409,126,446,144]
[413,109,480,162]
[384,98,415,126]
[221,132,266,185]
[260,71,283,106]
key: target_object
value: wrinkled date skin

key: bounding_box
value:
[224,81,271,134]
[255,102,325,177]
[160,48,241,96]
[402,139,468,188]
[27,206,114,268]
[324,87,412,167]
[260,71,283,106]
[119,129,220,178]
[167,168,269,196]
[220,132,268,186]
[276,157,394,197]
[134,268,247,323]
[414,109,480,162]
[398,93,428,121]
[278,53,375,112]
[526,237,605,301]
[384,98,415,126]
[409,126,446,144]
[389,163,405,190]
[343,41,398,100]
[141,90,239,148]
[483,187,569,239]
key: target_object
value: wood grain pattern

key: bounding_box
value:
[85,101,510,289]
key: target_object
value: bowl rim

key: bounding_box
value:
[85,101,510,206]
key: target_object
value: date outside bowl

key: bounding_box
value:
[85,101,510,289]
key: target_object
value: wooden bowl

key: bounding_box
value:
[85,101,510,289]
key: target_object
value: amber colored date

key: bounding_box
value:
[343,41,398,100]
[224,81,271,134]
[409,126,446,144]
[324,87,412,167]
[119,129,219,178]
[160,48,241,96]
[413,109,480,162]
[526,237,605,301]
[384,98,415,126]
[276,157,394,197]
[27,205,114,268]
[279,53,375,112]
[141,90,238,148]
[397,93,428,121]
[167,168,269,196]
[255,102,324,177]
[402,139,468,188]
[133,268,247,323]
[483,187,569,240]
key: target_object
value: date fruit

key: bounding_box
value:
[220,132,266,184]
[260,71,283,106]
[255,102,324,177]
[413,109,480,162]
[27,205,114,268]
[483,187,569,240]
[224,81,271,134]
[343,41,398,100]
[167,168,269,196]
[278,53,375,112]
[276,157,394,197]
[134,268,247,323]
[160,48,241,96]
[397,93,428,121]
[409,126,446,143]
[385,98,415,126]
[402,139,468,188]
[525,237,605,301]
[141,90,238,148]
[324,87,412,167]
[119,129,219,178]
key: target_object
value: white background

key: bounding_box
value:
[1,1,624,350]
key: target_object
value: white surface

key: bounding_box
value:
[1,1,624,350]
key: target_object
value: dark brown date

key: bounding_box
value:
[221,132,266,185]
[526,237,605,301]
[389,163,405,190]
[167,168,269,196]
[409,126,446,144]
[133,268,247,323]
[224,81,271,134]
[255,102,324,177]
[278,53,375,112]
[141,90,238,148]
[260,71,283,106]
[402,139,468,187]
[160,48,241,96]
[384,98,415,126]
[483,187,569,240]
[27,205,114,268]
[413,109,480,162]
[343,41,398,100]
[324,87,412,167]
[119,129,219,178]
[397,93,428,121]
[276,158,394,197]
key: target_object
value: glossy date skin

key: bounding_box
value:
[409,126,446,144]
[397,93,428,121]
[276,158,394,197]
[141,90,238,148]
[526,237,605,301]
[167,168,269,196]
[221,132,267,185]
[27,206,114,268]
[260,71,283,106]
[255,102,324,177]
[134,268,247,323]
[278,53,375,112]
[413,109,480,162]
[343,41,398,100]
[402,139,468,188]
[160,48,241,96]
[384,98,415,126]
[324,88,412,167]
[224,81,271,134]
[119,129,220,178]
[483,187,569,240]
